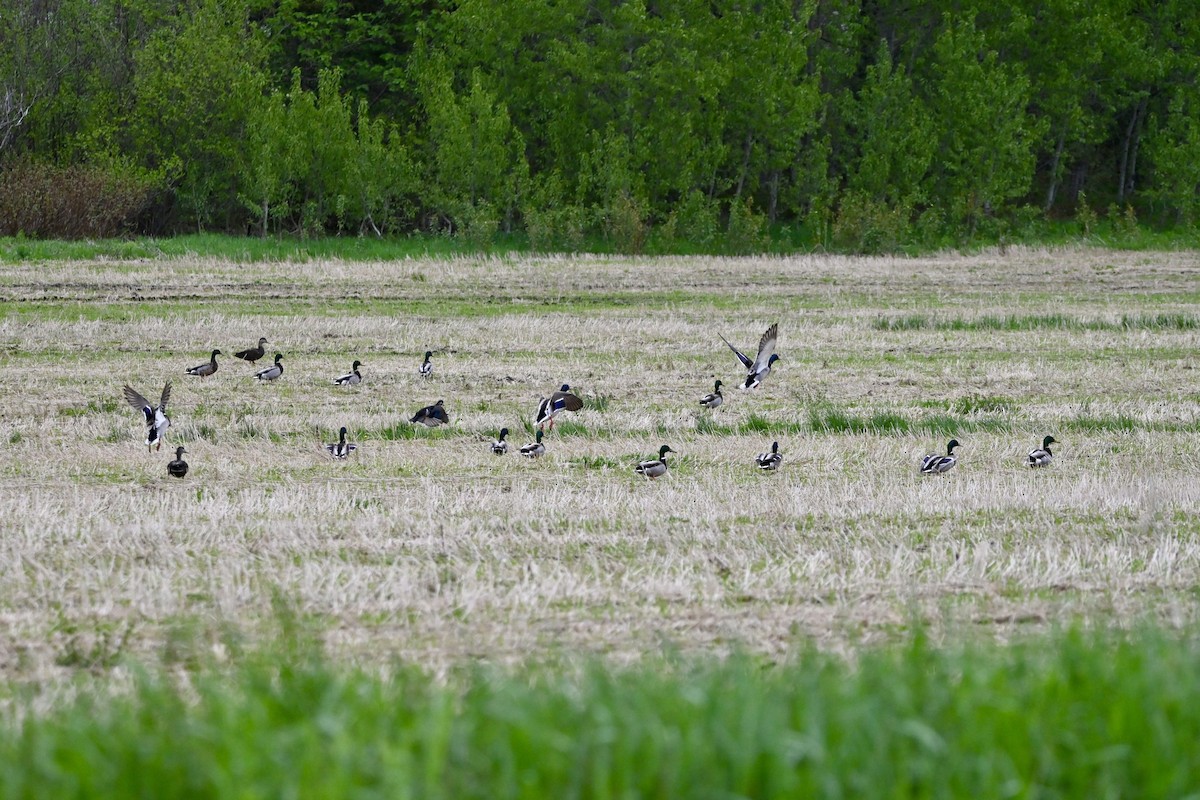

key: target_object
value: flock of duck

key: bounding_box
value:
[121,323,1060,480]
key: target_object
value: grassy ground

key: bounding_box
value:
[4,625,1200,798]
[0,246,1198,687]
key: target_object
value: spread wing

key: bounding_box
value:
[718,333,754,370]
[158,381,172,413]
[751,324,778,374]
[431,404,450,424]
[552,391,584,413]
[123,384,151,413]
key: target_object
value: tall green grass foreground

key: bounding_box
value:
[3,628,1199,798]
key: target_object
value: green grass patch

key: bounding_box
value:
[806,407,1010,437]
[568,454,625,470]
[59,397,121,417]
[6,627,1200,797]
[873,313,1200,332]
[950,394,1019,415]
[374,422,458,441]
[1062,415,1200,434]
[0,232,482,264]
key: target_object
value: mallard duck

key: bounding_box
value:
[122,381,171,452]
[410,399,449,427]
[719,323,780,389]
[326,426,357,459]
[254,353,284,381]
[234,337,268,363]
[332,360,363,386]
[635,445,675,479]
[756,441,783,471]
[519,429,545,458]
[491,427,510,455]
[921,439,960,474]
[699,380,724,409]
[166,446,188,478]
[419,351,433,379]
[536,384,583,430]
[1028,435,1058,468]
[185,349,221,379]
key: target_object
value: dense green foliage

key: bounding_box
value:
[3,0,1200,250]
[4,627,1200,797]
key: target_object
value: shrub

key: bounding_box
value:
[832,192,912,253]
[723,196,770,254]
[522,172,588,252]
[601,191,648,254]
[1075,191,1097,235]
[0,161,154,238]
[660,189,720,251]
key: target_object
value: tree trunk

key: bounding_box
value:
[768,169,780,223]
[1117,97,1146,204]
[734,132,753,199]
[1043,127,1066,213]
[1124,96,1147,201]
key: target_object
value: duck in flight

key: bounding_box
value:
[719,323,780,389]
[122,381,171,452]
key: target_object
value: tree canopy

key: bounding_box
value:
[2,0,1199,250]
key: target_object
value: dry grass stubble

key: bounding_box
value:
[1,247,1199,681]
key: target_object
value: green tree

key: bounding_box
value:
[415,55,528,238]
[131,0,267,230]
[924,14,1042,233]
[847,40,934,210]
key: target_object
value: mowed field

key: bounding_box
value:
[2,247,1199,683]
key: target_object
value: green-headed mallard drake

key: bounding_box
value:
[536,384,583,430]
[492,427,510,455]
[699,379,724,409]
[419,351,433,379]
[520,429,545,458]
[234,337,268,363]
[756,441,783,471]
[332,360,363,386]
[1028,435,1058,468]
[635,445,675,479]
[254,353,284,381]
[921,439,960,474]
[720,323,780,390]
[122,381,171,452]
[166,446,188,478]
[410,399,449,427]
[326,426,357,459]
[186,349,221,379]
